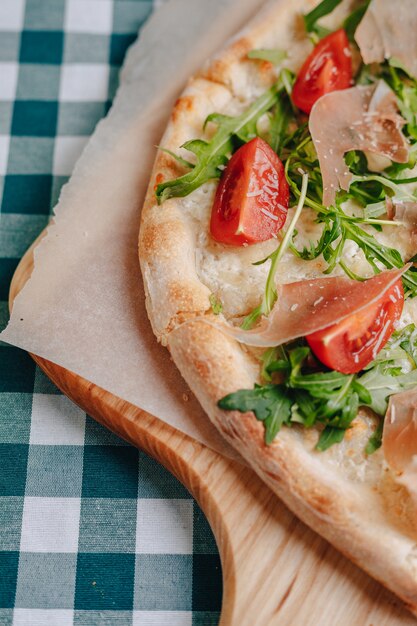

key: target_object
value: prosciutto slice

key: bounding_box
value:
[383,389,417,506]
[309,82,409,207]
[355,0,417,79]
[390,200,417,233]
[217,267,406,348]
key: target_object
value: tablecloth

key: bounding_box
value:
[0,1,222,624]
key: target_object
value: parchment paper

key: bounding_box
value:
[1,0,268,459]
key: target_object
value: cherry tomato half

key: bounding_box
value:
[292,29,352,115]
[210,137,289,246]
[306,279,404,374]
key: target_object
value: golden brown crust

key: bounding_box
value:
[138,0,417,613]
[167,321,417,610]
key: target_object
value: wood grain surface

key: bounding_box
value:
[9,238,417,626]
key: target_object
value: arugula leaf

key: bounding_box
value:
[268,359,292,374]
[343,218,417,297]
[282,114,417,291]
[316,426,346,451]
[291,215,342,265]
[316,426,345,452]
[329,391,359,429]
[289,346,311,376]
[268,96,293,154]
[352,380,372,405]
[365,420,383,454]
[260,346,289,382]
[363,201,388,220]
[219,325,417,451]
[291,389,319,427]
[248,49,286,65]
[218,384,292,444]
[218,346,361,449]
[343,1,370,41]
[241,174,309,330]
[344,150,370,177]
[374,324,417,371]
[156,82,282,204]
[395,324,417,367]
[264,397,293,444]
[358,366,417,415]
[286,159,417,297]
[289,369,350,397]
[368,324,417,379]
[350,173,417,203]
[304,0,343,34]
[209,293,223,315]
[157,147,194,170]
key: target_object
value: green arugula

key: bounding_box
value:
[155,82,283,204]
[153,25,417,455]
[304,0,371,42]
[359,366,417,415]
[240,73,417,332]
[343,1,370,41]
[260,345,288,382]
[283,140,417,297]
[218,384,292,444]
[391,324,417,368]
[365,421,384,455]
[317,427,346,451]
[218,326,417,451]
[209,293,223,315]
[241,174,309,330]
[157,147,194,170]
[268,94,293,154]
[304,0,370,41]
[304,0,343,34]
[247,49,286,65]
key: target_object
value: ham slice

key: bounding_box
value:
[309,82,409,207]
[355,0,417,79]
[217,267,407,348]
[390,201,417,233]
[383,389,417,506]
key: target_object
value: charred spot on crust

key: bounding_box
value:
[203,37,253,85]
[230,36,253,60]
[172,95,195,122]
[193,358,212,379]
[307,491,336,518]
[258,60,274,74]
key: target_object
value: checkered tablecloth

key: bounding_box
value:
[0,1,222,624]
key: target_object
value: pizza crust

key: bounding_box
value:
[139,0,417,612]
[167,320,417,608]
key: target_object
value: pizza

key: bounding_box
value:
[139,0,417,611]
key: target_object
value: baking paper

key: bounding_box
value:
[1,0,268,459]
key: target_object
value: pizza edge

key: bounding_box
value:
[138,0,417,611]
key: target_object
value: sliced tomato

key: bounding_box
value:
[292,29,352,115]
[306,279,404,374]
[210,137,289,246]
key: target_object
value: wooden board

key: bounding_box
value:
[9,240,417,626]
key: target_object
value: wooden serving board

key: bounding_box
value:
[10,241,416,626]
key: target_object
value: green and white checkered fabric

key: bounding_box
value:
[0,2,222,624]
